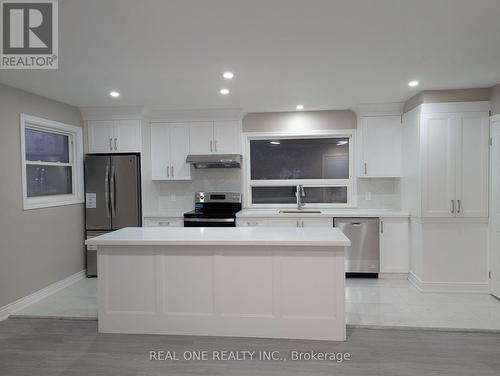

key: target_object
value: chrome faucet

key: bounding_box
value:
[296,185,305,210]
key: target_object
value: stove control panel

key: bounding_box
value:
[195,192,241,203]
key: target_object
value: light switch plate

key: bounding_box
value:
[365,192,372,201]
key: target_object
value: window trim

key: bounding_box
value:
[20,114,84,210]
[242,129,357,208]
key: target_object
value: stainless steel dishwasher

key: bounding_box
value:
[334,218,379,276]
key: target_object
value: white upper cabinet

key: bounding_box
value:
[87,120,114,153]
[213,120,241,154]
[420,111,489,218]
[421,115,456,217]
[455,114,489,218]
[188,122,214,154]
[87,119,141,153]
[151,123,191,180]
[113,120,142,152]
[359,116,402,177]
[188,121,241,154]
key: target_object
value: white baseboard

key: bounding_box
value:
[379,272,409,280]
[0,270,86,321]
[409,272,489,294]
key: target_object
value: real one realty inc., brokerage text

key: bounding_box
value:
[149,350,351,363]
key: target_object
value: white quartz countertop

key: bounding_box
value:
[85,227,351,247]
[236,208,409,218]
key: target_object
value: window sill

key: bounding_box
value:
[23,196,84,210]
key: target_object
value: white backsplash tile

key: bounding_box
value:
[145,170,401,214]
[356,178,401,210]
[146,168,243,213]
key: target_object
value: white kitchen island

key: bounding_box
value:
[85,227,350,341]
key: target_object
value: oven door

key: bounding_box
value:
[183,217,236,227]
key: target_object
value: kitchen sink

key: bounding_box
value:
[279,210,323,214]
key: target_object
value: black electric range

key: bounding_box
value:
[183,192,242,227]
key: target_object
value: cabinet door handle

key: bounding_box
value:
[109,138,113,151]
[158,221,170,226]
[457,199,461,214]
[364,163,367,175]
[451,200,455,214]
[380,220,384,234]
[114,138,117,150]
[167,166,170,177]
[214,140,218,152]
[171,166,174,177]
[210,140,213,152]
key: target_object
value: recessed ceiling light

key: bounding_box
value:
[223,71,234,79]
[220,88,230,95]
[337,140,348,146]
[270,141,281,145]
[109,91,120,98]
[408,80,419,88]
[296,104,304,110]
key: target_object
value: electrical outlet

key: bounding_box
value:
[365,192,372,201]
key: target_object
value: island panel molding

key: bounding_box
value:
[90,227,349,341]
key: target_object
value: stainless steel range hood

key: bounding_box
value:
[186,154,242,168]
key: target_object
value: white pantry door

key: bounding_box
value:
[490,119,500,299]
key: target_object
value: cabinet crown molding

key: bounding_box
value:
[419,101,491,114]
[80,106,148,121]
[354,103,404,117]
[149,108,245,122]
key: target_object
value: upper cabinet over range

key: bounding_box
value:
[150,120,241,181]
[188,120,241,154]
[87,119,142,153]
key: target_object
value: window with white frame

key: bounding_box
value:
[245,132,354,207]
[20,114,84,210]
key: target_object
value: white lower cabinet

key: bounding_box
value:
[301,218,334,227]
[144,218,183,227]
[237,217,332,228]
[379,217,409,274]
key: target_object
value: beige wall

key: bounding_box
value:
[0,83,84,309]
[491,84,500,116]
[242,110,356,132]
[403,88,491,113]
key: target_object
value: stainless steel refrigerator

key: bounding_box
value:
[84,154,141,277]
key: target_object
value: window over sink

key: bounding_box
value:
[244,132,354,207]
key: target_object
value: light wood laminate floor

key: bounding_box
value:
[1,318,499,375]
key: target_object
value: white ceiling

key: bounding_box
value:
[1,0,500,112]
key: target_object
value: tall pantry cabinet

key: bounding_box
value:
[402,102,490,293]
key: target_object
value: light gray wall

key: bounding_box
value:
[242,110,356,132]
[403,88,491,113]
[491,84,500,115]
[0,83,84,309]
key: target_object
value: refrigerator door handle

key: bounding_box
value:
[104,165,111,217]
[110,165,117,217]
